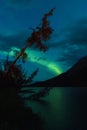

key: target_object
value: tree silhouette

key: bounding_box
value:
[2,8,55,83]
[0,8,55,129]
[10,8,54,65]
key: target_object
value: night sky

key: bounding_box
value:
[0,0,87,81]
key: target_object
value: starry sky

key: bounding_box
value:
[0,0,87,81]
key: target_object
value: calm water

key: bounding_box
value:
[21,87,87,130]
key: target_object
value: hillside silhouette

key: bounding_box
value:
[28,56,87,87]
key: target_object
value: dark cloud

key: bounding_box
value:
[57,50,84,65]
[56,44,87,66]
[0,32,30,50]
[49,18,87,65]
[62,18,87,46]
[49,18,87,49]
[45,38,66,49]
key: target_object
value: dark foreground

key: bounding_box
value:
[0,84,87,130]
[0,85,44,130]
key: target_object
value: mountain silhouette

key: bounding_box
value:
[27,56,87,87]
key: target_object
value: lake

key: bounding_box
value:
[21,87,87,130]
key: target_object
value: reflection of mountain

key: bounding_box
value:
[29,56,87,87]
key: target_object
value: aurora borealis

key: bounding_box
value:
[0,0,87,81]
[0,47,63,75]
[0,1,87,130]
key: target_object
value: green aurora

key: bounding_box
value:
[0,47,63,75]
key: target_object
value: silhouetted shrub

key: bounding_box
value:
[0,8,55,129]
